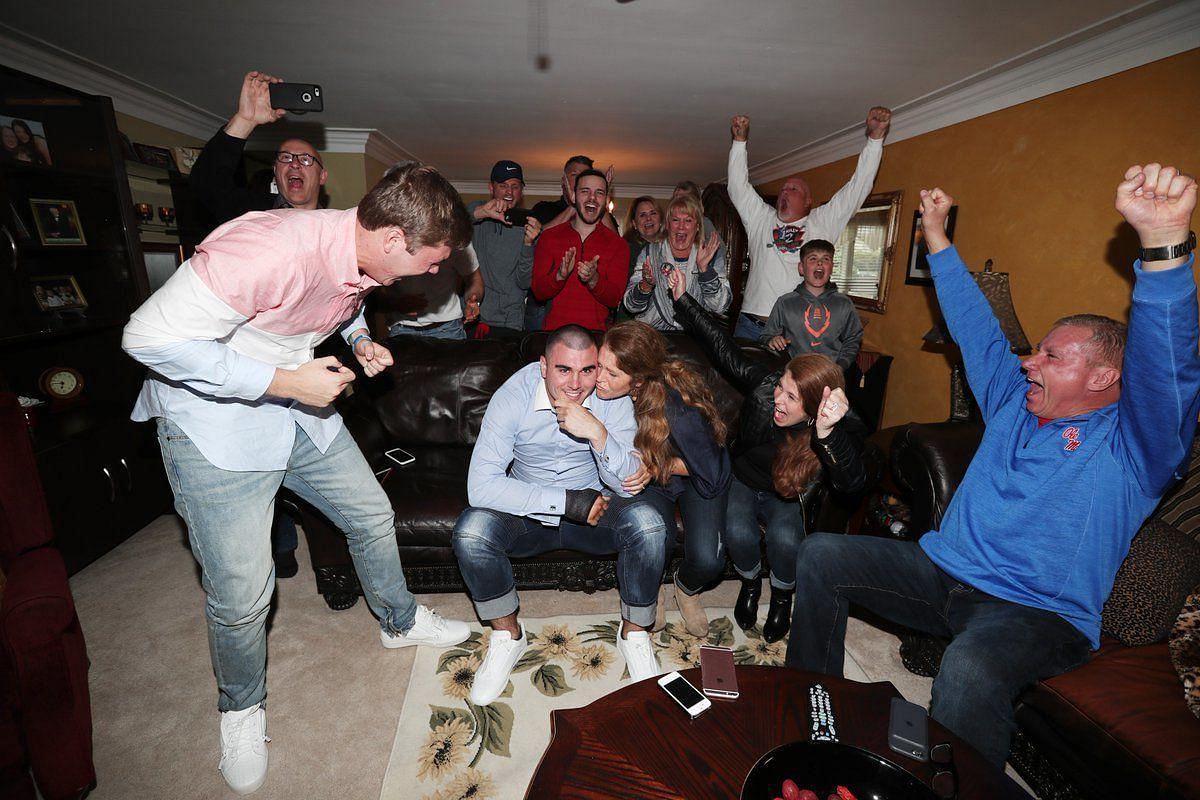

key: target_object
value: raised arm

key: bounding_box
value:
[670,275,771,393]
[1113,163,1200,496]
[806,107,889,235]
[726,115,774,226]
[921,188,1026,422]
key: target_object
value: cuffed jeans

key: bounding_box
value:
[643,484,728,596]
[157,418,418,713]
[726,476,804,589]
[452,496,670,627]
[785,533,1092,768]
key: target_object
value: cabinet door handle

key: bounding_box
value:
[119,457,133,492]
[1,226,15,273]
[102,466,116,503]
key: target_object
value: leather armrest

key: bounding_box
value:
[890,421,984,534]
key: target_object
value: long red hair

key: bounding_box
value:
[772,354,845,497]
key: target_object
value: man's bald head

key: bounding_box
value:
[776,174,812,223]
[274,137,327,209]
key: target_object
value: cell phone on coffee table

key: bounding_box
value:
[699,645,739,699]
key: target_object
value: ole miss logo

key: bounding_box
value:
[1062,426,1081,452]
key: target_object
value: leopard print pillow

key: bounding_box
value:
[1101,519,1200,646]
[1169,587,1200,720]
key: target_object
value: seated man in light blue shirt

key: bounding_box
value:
[452,325,672,705]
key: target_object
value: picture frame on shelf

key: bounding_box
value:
[133,142,176,171]
[31,274,88,312]
[905,205,957,286]
[30,198,86,245]
[171,145,203,175]
[0,114,53,166]
[142,242,184,293]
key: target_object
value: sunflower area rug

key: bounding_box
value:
[379,610,930,800]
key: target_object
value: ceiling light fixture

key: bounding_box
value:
[530,0,550,71]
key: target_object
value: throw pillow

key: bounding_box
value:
[1155,437,1200,539]
[1169,587,1200,720]
[1101,519,1200,646]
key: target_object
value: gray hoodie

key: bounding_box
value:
[762,281,863,368]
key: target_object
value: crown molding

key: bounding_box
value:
[747,0,1200,184]
[452,180,676,198]
[0,23,419,162]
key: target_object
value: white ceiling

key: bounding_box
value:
[2,1,1196,190]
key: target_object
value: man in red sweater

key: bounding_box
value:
[531,169,629,330]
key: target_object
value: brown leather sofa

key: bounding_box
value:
[292,332,885,611]
[889,421,1200,800]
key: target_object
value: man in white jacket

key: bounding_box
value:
[727,107,891,341]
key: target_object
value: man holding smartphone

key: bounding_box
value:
[467,160,541,337]
[189,70,332,578]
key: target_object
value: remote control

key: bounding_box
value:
[809,683,838,742]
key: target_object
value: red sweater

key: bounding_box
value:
[531,221,629,331]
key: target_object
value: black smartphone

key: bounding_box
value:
[504,207,531,227]
[888,696,929,761]
[269,83,323,114]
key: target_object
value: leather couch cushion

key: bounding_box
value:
[1018,641,1200,798]
[1102,519,1200,646]
[370,338,521,446]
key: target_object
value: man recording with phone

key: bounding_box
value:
[189,70,332,578]
[467,160,541,337]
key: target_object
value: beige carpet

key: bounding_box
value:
[379,610,930,800]
[68,515,1028,799]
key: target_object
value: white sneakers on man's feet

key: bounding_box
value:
[219,704,269,795]
[470,624,528,706]
[617,630,661,683]
[380,605,470,649]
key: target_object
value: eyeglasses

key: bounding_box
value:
[930,742,957,800]
[275,151,322,168]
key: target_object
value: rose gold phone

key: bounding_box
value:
[699,645,739,699]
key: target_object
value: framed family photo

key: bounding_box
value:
[31,275,88,312]
[0,114,53,166]
[905,205,957,286]
[30,199,86,245]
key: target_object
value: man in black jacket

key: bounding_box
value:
[190,70,328,232]
[187,70,330,577]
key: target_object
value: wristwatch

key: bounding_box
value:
[1139,231,1196,262]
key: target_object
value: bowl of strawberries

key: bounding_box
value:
[740,740,938,800]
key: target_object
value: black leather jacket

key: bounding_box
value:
[673,294,868,505]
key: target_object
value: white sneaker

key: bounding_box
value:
[380,605,470,649]
[617,629,661,683]
[469,624,528,706]
[218,704,269,795]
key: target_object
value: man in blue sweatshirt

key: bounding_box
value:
[786,162,1200,769]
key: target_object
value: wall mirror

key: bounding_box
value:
[829,189,902,313]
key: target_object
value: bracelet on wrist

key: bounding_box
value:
[349,333,372,351]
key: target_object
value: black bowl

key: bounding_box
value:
[741,740,937,800]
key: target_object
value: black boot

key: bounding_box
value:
[762,588,794,643]
[734,577,761,631]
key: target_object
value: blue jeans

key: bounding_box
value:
[734,312,767,343]
[644,484,728,595]
[726,476,804,589]
[388,318,466,340]
[451,496,670,627]
[786,533,1092,768]
[157,418,417,712]
[524,295,548,331]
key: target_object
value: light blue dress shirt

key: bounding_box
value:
[467,362,639,525]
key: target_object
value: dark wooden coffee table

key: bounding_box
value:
[525,666,1027,799]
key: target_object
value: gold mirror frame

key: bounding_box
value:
[835,189,902,314]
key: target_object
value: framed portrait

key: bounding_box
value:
[0,114,53,166]
[31,275,88,312]
[30,199,86,245]
[133,143,176,171]
[905,205,957,286]
[142,242,184,293]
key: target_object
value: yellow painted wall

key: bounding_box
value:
[115,112,206,148]
[762,48,1200,429]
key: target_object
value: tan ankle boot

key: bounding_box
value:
[652,583,671,632]
[674,584,709,638]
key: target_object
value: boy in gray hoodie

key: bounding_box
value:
[762,239,864,369]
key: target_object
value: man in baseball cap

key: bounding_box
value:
[467,159,542,336]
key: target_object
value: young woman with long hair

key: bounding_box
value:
[597,321,731,637]
[667,271,869,642]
